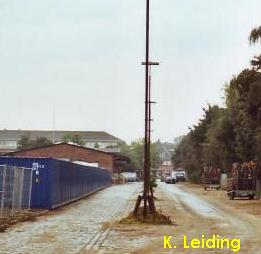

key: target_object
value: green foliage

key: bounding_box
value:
[251,56,261,70]
[18,135,53,150]
[172,26,261,183]
[172,105,226,183]
[149,175,158,194]
[119,139,163,172]
[249,26,261,45]
[249,26,261,70]
[225,69,261,161]
[18,135,31,149]
[33,137,53,148]
[119,139,144,171]
[94,142,100,149]
[62,134,84,146]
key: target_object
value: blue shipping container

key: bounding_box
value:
[0,157,112,209]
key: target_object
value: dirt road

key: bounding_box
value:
[0,182,260,254]
[153,183,261,254]
[92,182,261,254]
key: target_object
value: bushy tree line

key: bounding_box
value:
[18,135,53,149]
[119,139,162,172]
[18,134,84,149]
[172,26,261,183]
[62,134,84,145]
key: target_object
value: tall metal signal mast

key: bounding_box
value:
[134,0,159,218]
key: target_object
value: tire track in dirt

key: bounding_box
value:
[160,183,261,254]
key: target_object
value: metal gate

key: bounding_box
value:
[0,165,33,217]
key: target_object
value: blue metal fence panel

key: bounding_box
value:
[0,157,112,209]
[0,157,52,209]
[49,159,112,208]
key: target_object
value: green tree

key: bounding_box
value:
[249,26,261,44]
[17,135,31,149]
[119,139,162,172]
[150,142,162,168]
[62,134,84,146]
[128,139,144,171]
[94,142,100,149]
[172,26,261,182]
[172,105,223,182]
[203,109,236,171]
[18,135,53,149]
[249,26,261,70]
[225,69,261,161]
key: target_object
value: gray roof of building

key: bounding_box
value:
[0,130,121,142]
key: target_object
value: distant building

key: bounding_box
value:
[0,130,122,154]
[158,160,174,176]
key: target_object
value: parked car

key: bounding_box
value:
[165,172,176,184]
[174,171,186,182]
[121,172,137,182]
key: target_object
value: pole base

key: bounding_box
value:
[133,193,156,218]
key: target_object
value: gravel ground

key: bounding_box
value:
[0,182,260,254]
[0,183,141,254]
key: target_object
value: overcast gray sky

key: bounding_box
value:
[0,0,261,143]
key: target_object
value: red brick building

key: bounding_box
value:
[158,161,174,177]
[8,143,117,171]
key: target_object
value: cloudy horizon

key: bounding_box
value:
[1,0,261,143]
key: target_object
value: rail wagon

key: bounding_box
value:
[227,162,256,200]
[0,157,112,209]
